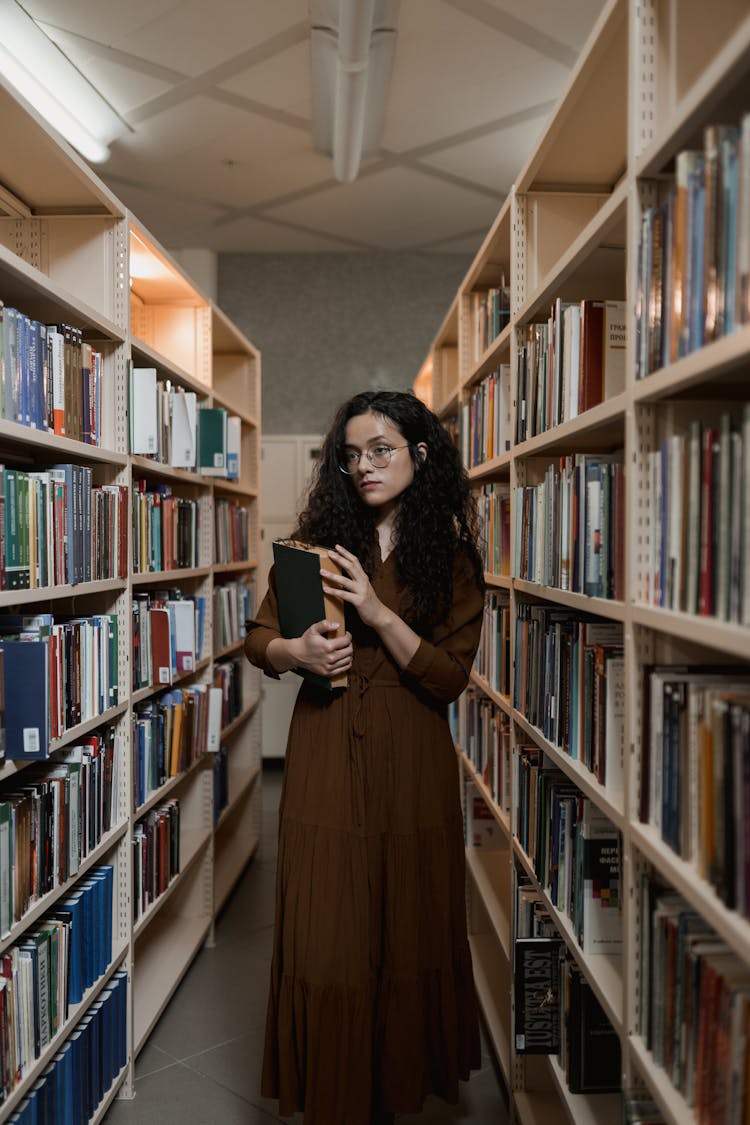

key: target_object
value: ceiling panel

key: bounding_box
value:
[219,40,312,119]
[266,166,501,250]
[106,178,225,247]
[22,0,177,44]
[417,114,548,192]
[37,28,174,113]
[381,0,570,151]
[204,214,358,253]
[477,0,607,49]
[110,0,309,77]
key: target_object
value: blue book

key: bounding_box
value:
[67,1023,87,1123]
[113,969,128,1071]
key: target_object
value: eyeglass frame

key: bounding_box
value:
[337,444,412,474]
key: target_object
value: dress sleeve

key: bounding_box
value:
[244,566,283,680]
[402,550,484,704]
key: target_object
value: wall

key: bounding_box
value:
[217,252,471,434]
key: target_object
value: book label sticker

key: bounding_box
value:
[23,728,40,755]
[158,667,170,683]
[184,656,193,670]
[213,453,224,468]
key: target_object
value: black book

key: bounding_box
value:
[514,937,562,1053]
[272,539,347,691]
[566,963,621,1093]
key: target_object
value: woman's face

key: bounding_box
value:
[342,411,424,514]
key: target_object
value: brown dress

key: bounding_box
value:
[244,548,484,1125]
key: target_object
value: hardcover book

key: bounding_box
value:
[272,539,348,690]
[514,937,563,1053]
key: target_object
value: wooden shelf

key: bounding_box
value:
[512,392,626,460]
[513,840,623,1034]
[466,848,511,958]
[463,322,513,390]
[467,451,511,480]
[0,74,263,1114]
[545,1054,622,1125]
[220,700,259,741]
[512,710,625,831]
[484,572,511,590]
[470,669,512,716]
[629,1035,695,1125]
[216,762,261,832]
[513,580,626,622]
[460,751,512,839]
[468,931,512,1085]
[213,638,246,661]
[630,603,750,662]
[633,325,750,402]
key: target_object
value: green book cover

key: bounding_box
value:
[272,539,347,691]
[197,407,227,475]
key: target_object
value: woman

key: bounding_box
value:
[245,390,485,1125]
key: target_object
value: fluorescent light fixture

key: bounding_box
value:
[0,0,129,163]
[310,0,399,183]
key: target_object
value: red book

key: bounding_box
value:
[149,607,172,687]
[579,300,605,413]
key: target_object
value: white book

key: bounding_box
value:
[130,367,158,455]
[207,686,223,752]
[168,598,196,674]
[603,300,627,397]
[604,654,625,794]
[580,800,622,955]
[170,389,197,468]
[226,415,241,480]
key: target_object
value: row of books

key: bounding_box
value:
[132,799,180,921]
[0,466,127,591]
[459,366,511,468]
[130,368,242,479]
[516,753,623,955]
[514,936,621,1093]
[132,591,206,692]
[133,684,223,809]
[642,409,750,625]
[132,481,201,574]
[470,283,510,362]
[513,453,625,600]
[475,591,510,697]
[214,498,250,565]
[0,613,119,761]
[477,482,510,578]
[513,607,624,792]
[639,877,750,1124]
[640,666,750,917]
[462,688,511,816]
[214,578,255,651]
[0,865,113,1102]
[636,114,750,379]
[7,968,127,1125]
[0,729,119,935]
[213,657,244,729]
[0,306,103,445]
[515,299,626,443]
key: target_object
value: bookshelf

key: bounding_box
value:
[428,2,750,1122]
[0,74,262,1115]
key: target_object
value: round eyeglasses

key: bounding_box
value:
[338,444,410,474]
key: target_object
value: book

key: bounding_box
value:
[197,406,227,476]
[129,367,158,455]
[271,539,348,690]
[514,937,562,1053]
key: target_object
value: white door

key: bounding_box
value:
[259,435,323,759]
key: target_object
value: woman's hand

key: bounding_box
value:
[290,619,353,678]
[321,546,387,629]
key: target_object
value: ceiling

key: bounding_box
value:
[25,0,606,254]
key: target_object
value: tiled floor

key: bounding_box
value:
[105,764,510,1124]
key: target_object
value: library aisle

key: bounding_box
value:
[103,765,508,1125]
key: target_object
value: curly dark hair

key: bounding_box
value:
[292,390,484,629]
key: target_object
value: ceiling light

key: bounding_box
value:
[310,0,400,183]
[0,0,130,163]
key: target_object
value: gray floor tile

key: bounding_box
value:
[182,1026,282,1118]
[106,1059,283,1124]
[134,1042,179,1080]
